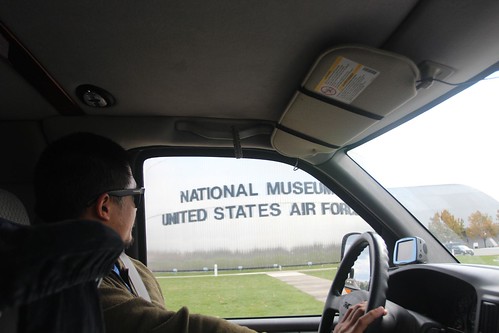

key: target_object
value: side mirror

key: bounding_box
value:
[341,232,361,260]
[393,237,427,265]
[340,233,370,291]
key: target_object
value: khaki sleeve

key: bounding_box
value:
[150,306,257,333]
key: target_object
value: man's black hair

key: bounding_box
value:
[34,132,133,223]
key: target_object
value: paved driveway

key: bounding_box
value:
[266,271,333,302]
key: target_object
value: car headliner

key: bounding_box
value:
[1,0,498,156]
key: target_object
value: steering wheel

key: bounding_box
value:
[318,231,389,333]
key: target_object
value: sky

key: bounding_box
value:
[350,72,499,201]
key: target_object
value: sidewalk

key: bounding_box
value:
[266,271,332,302]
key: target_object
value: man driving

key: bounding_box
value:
[33,132,385,333]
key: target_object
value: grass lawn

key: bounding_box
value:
[155,258,499,318]
[456,254,499,266]
[156,273,324,318]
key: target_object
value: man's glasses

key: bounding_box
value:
[107,187,145,208]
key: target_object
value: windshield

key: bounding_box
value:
[349,71,499,265]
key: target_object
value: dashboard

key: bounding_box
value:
[387,264,499,333]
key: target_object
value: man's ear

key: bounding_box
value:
[94,193,112,221]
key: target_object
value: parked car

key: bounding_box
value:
[446,244,475,256]
[1,1,499,333]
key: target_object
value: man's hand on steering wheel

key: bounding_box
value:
[318,232,389,333]
[333,302,387,333]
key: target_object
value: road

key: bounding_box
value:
[473,247,499,256]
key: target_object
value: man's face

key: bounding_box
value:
[114,195,137,247]
[106,177,139,246]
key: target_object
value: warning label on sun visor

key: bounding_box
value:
[314,56,379,104]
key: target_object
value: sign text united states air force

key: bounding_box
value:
[162,181,357,225]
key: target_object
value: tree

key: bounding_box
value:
[467,211,498,247]
[440,210,465,238]
[429,210,464,243]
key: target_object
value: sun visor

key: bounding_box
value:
[272,45,419,159]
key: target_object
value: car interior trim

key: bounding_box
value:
[0,22,84,116]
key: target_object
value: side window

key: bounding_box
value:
[143,156,372,318]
